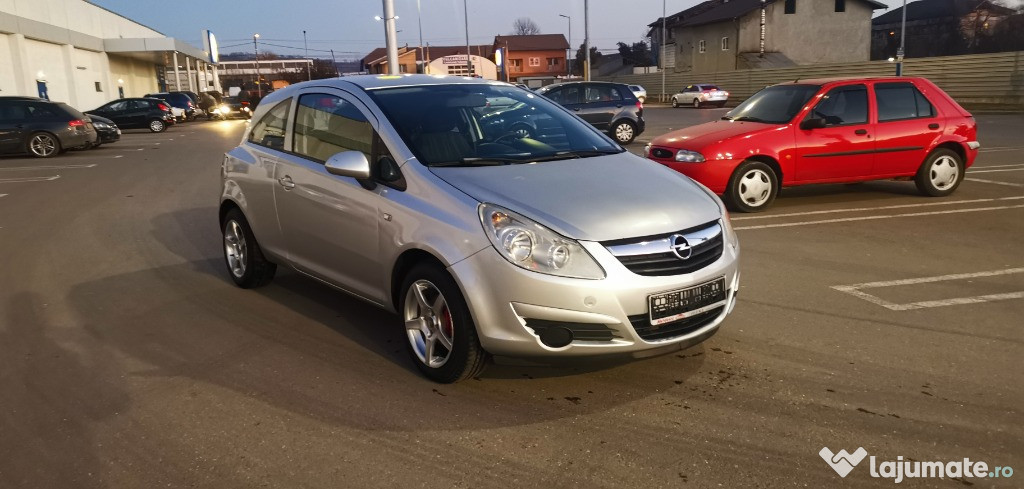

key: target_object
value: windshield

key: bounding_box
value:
[367,83,623,167]
[723,84,821,124]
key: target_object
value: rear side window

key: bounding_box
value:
[0,103,28,122]
[27,103,60,119]
[249,99,292,151]
[584,85,622,103]
[545,86,580,105]
[292,93,374,163]
[105,100,130,111]
[810,85,868,126]
[875,82,935,121]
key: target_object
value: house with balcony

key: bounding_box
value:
[492,34,570,82]
[648,0,886,73]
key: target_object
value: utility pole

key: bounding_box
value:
[464,0,473,76]
[559,14,571,77]
[329,49,340,77]
[417,0,426,73]
[253,33,261,97]
[303,30,311,81]
[584,0,590,81]
[896,0,907,75]
[661,0,666,102]
[382,0,399,74]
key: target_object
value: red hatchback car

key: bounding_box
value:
[646,77,980,212]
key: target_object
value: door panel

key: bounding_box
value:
[273,91,385,303]
[871,82,940,176]
[794,85,874,182]
[0,103,30,152]
[577,85,622,129]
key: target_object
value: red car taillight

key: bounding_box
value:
[68,119,85,128]
[187,102,194,108]
[157,103,169,111]
[241,101,250,107]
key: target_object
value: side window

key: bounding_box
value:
[547,86,580,105]
[106,101,129,112]
[27,104,59,119]
[685,85,695,92]
[0,104,28,122]
[584,85,622,103]
[876,82,935,122]
[248,99,292,151]
[292,93,373,163]
[809,85,868,126]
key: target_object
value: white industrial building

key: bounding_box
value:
[0,0,217,111]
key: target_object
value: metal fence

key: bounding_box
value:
[598,51,1024,108]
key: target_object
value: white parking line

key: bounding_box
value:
[0,193,7,198]
[733,203,1024,230]
[971,163,1024,170]
[833,268,1024,311]
[731,196,1024,221]
[965,177,1024,188]
[0,164,97,171]
[979,147,1024,153]
[0,175,60,184]
[968,168,1024,174]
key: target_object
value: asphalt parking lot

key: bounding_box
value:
[1,109,1021,487]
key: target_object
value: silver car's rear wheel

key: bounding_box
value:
[28,133,60,158]
[404,280,455,369]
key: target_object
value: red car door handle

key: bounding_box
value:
[855,129,868,136]
[928,123,940,130]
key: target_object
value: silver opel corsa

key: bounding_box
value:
[220,74,740,383]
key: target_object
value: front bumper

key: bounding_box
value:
[95,128,120,144]
[450,236,740,358]
[648,155,741,194]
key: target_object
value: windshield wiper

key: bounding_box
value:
[428,157,520,167]
[722,115,767,123]
[528,149,624,162]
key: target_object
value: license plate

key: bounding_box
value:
[649,278,727,325]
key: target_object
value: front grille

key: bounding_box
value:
[523,319,621,342]
[604,221,724,276]
[651,147,673,159]
[628,306,724,341]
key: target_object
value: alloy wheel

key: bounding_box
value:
[614,123,634,143]
[404,280,455,369]
[929,155,960,190]
[224,220,248,278]
[30,134,57,157]
[150,120,165,132]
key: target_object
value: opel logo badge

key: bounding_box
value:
[669,234,692,260]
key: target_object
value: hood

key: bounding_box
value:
[430,152,722,242]
[650,119,779,150]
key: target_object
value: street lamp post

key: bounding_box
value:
[378,0,400,74]
[253,33,261,97]
[559,14,571,77]
[584,0,590,81]
[895,0,907,75]
[661,0,667,103]
[464,0,473,76]
[303,30,311,81]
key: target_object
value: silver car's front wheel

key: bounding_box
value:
[221,208,276,288]
[400,263,488,383]
[404,280,455,369]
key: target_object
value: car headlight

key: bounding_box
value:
[479,203,605,279]
[644,143,652,156]
[691,180,738,250]
[675,150,705,162]
[93,122,108,129]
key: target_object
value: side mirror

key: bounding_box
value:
[800,117,827,130]
[325,150,371,179]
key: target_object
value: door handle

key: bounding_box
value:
[573,107,580,111]
[278,175,295,190]
[854,129,868,136]
[928,123,940,130]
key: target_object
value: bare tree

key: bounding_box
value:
[512,18,541,36]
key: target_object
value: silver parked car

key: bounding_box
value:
[220,74,740,383]
[629,85,647,104]
[672,84,730,108]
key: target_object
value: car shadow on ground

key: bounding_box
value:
[58,206,716,432]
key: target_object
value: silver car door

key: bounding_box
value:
[272,88,386,304]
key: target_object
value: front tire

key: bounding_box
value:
[693,98,701,109]
[27,132,61,158]
[222,208,277,288]
[724,160,779,213]
[401,263,488,383]
[611,120,637,145]
[915,148,964,197]
[671,98,680,108]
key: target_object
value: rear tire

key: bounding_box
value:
[401,263,489,383]
[724,160,779,213]
[27,132,61,158]
[149,119,167,133]
[611,120,637,145]
[915,148,964,197]
[222,208,277,288]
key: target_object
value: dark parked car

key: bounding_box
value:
[0,96,97,158]
[86,114,121,147]
[144,92,196,121]
[536,81,645,144]
[86,97,175,132]
[211,96,252,120]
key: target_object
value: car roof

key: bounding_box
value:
[254,74,516,107]
[777,76,927,86]
[0,96,52,102]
